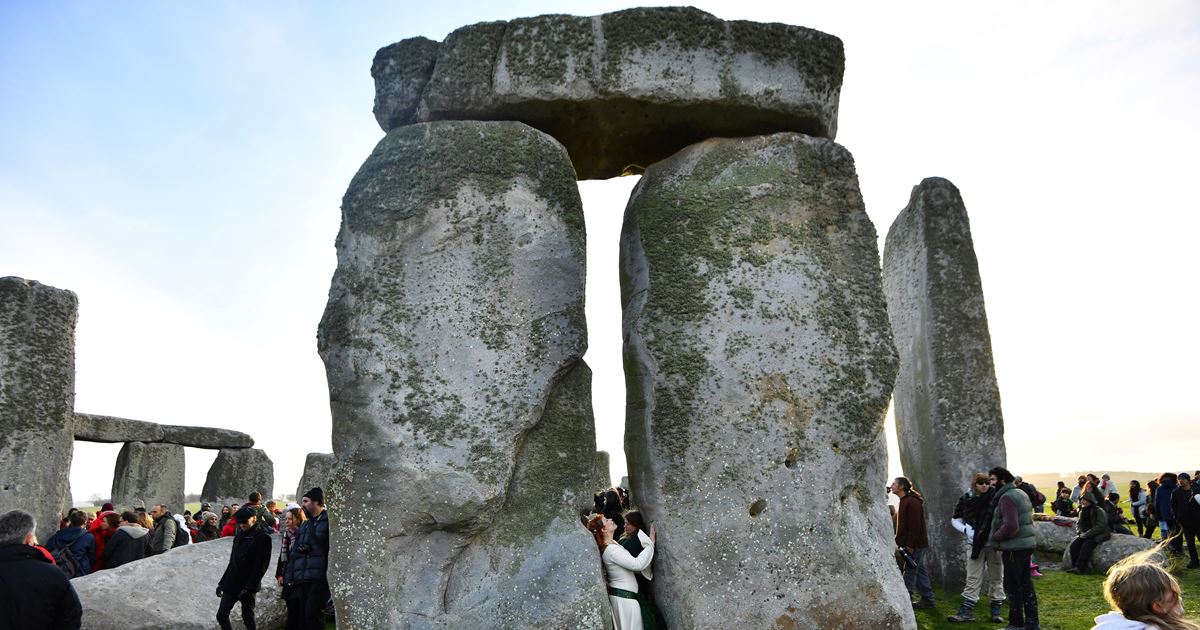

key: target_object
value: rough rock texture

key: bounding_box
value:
[592,450,610,492]
[74,413,253,448]
[296,452,335,500]
[620,133,911,628]
[202,448,274,506]
[1063,534,1156,572]
[1033,519,1078,554]
[317,120,605,628]
[0,277,77,543]
[881,177,1007,591]
[376,7,844,179]
[111,442,186,511]
[75,534,285,629]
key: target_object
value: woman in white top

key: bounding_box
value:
[586,514,658,630]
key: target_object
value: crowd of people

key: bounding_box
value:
[0,486,331,630]
[895,467,1200,630]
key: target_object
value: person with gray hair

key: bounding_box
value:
[0,509,82,629]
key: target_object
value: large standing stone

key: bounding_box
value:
[202,448,274,506]
[317,120,605,628]
[620,133,911,628]
[0,277,77,543]
[375,7,844,179]
[74,534,285,629]
[296,452,334,500]
[111,442,185,512]
[881,177,1007,590]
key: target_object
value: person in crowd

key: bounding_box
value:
[284,487,331,629]
[1144,479,1161,540]
[1052,488,1077,517]
[245,491,277,535]
[1015,476,1046,514]
[586,513,657,630]
[1129,480,1149,537]
[892,476,935,609]
[1156,473,1182,555]
[216,507,273,630]
[1072,475,1088,503]
[148,504,178,555]
[1100,474,1119,502]
[219,505,232,530]
[276,506,306,621]
[102,511,150,569]
[135,509,154,532]
[947,472,1005,624]
[196,512,221,542]
[44,510,95,578]
[592,488,627,539]
[988,466,1039,630]
[1170,473,1200,568]
[88,505,117,571]
[617,510,666,627]
[0,510,83,629]
[1091,545,1200,630]
[1066,493,1111,573]
[172,512,193,545]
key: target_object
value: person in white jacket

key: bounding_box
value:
[1091,546,1200,630]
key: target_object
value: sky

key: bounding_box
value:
[1,1,1197,503]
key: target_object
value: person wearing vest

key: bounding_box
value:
[988,466,1039,630]
[892,476,935,610]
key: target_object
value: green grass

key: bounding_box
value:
[912,552,1200,629]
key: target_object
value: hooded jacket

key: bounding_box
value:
[1091,611,1157,629]
[88,511,117,570]
[103,524,150,569]
[44,526,96,577]
[1155,477,1178,521]
[0,543,83,629]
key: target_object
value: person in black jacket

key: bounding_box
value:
[1171,472,1200,568]
[947,473,1005,623]
[0,509,82,629]
[284,487,330,630]
[216,507,273,630]
[102,511,151,569]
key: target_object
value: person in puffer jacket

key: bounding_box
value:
[284,487,330,629]
[1091,546,1200,629]
[102,511,151,569]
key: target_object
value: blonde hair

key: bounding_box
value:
[1103,545,1200,630]
[971,472,989,487]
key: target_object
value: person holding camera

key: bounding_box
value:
[892,476,936,610]
[284,487,331,629]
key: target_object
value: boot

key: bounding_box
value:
[946,600,975,622]
[990,600,1004,622]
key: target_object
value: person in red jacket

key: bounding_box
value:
[89,512,119,570]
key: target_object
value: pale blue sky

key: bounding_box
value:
[2,2,1197,501]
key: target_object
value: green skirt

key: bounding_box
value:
[608,586,665,630]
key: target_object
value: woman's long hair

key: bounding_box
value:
[585,514,609,553]
[1104,545,1200,630]
[895,476,922,501]
[1129,480,1142,501]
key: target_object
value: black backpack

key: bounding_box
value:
[171,520,189,548]
[50,545,82,579]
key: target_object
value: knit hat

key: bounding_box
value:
[101,502,114,512]
[234,507,255,523]
[303,487,324,505]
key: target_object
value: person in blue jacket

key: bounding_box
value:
[1155,472,1182,555]
[44,510,95,578]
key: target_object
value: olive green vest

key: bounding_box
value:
[989,483,1035,551]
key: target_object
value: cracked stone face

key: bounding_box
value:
[620,133,913,629]
[318,120,605,628]
[201,447,274,508]
[882,177,1007,589]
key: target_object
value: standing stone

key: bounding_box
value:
[111,442,185,512]
[317,120,605,628]
[591,450,610,492]
[0,277,77,543]
[202,448,274,507]
[296,452,335,500]
[882,178,1007,590]
[620,134,911,628]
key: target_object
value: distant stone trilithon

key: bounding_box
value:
[111,441,185,512]
[201,447,274,508]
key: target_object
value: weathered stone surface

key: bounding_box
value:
[378,7,844,179]
[161,424,254,449]
[296,452,334,500]
[317,120,605,628]
[74,413,253,448]
[881,177,1007,591]
[202,448,274,506]
[75,534,285,629]
[1063,533,1156,572]
[0,277,77,543]
[1034,519,1078,554]
[74,413,165,443]
[111,442,185,512]
[620,133,911,628]
[591,450,610,492]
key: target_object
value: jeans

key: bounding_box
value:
[903,546,935,602]
[217,589,257,630]
[961,542,1004,603]
[1001,549,1038,628]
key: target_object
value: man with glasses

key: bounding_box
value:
[947,473,1005,623]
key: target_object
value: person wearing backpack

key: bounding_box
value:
[44,510,95,578]
[102,511,151,569]
[148,504,178,555]
[0,509,83,629]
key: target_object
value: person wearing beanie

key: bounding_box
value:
[215,507,272,630]
[1171,473,1200,568]
[284,488,330,629]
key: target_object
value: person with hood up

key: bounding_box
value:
[892,476,936,610]
[1066,493,1112,573]
[172,512,193,545]
[1091,546,1200,630]
[88,503,117,570]
[102,511,151,569]
[0,509,83,629]
[1156,473,1182,555]
[215,507,273,630]
[44,510,95,578]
